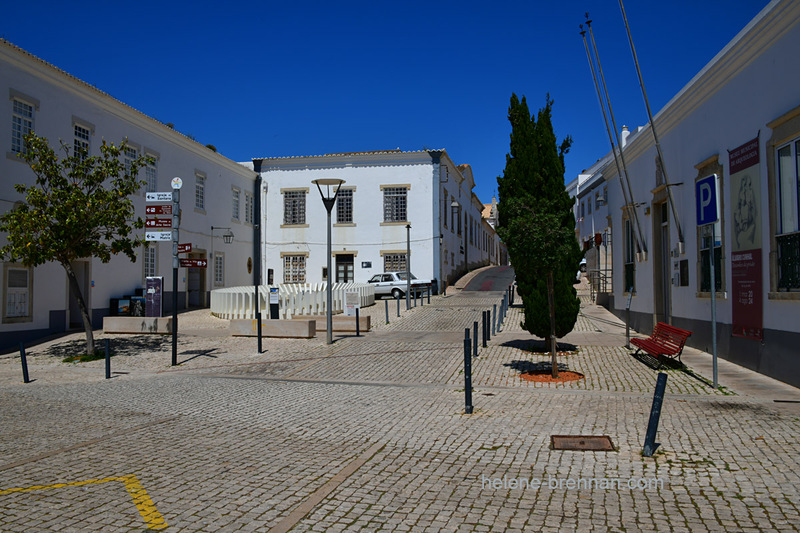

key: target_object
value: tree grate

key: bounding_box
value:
[551,435,615,451]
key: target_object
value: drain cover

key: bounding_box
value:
[551,435,615,451]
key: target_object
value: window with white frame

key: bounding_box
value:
[232,188,240,221]
[73,124,90,161]
[383,253,407,272]
[195,175,205,210]
[4,265,31,320]
[283,255,306,283]
[383,187,407,222]
[283,190,306,225]
[777,137,800,290]
[336,188,353,224]
[245,192,254,224]
[442,189,448,228]
[11,99,34,154]
[214,253,224,286]
[145,157,157,193]
[144,245,156,278]
[123,146,138,171]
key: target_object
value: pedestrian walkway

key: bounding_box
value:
[1,269,799,532]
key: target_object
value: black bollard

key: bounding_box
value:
[427,287,431,304]
[355,308,360,337]
[19,342,30,384]
[482,311,488,348]
[105,339,111,379]
[464,328,473,415]
[396,293,400,317]
[473,321,479,358]
[385,299,389,324]
[643,373,669,457]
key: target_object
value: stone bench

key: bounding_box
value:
[103,316,173,334]
[292,314,370,332]
[230,319,316,338]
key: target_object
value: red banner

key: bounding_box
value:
[729,135,762,340]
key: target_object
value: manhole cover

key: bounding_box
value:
[551,435,615,451]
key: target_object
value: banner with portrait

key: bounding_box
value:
[729,135,762,340]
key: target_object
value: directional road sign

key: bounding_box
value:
[180,259,207,268]
[145,204,172,215]
[146,192,174,202]
[177,243,192,253]
[145,218,172,228]
[146,231,172,242]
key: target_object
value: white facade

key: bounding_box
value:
[1,39,256,351]
[253,150,504,291]
[578,0,800,387]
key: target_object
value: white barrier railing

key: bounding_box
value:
[210,283,375,320]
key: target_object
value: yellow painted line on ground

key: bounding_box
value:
[0,474,167,530]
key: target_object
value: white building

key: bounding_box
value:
[578,0,800,387]
[1,39,256,351]
[252,149,504,292]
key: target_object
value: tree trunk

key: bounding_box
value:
[63,261,95,355]
[547,271,558,378]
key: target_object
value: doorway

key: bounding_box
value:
[187,252,206,308]
[336,254,354,283]
[68,260,91,329]
[653,202,671,324]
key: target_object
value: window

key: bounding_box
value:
[145,157,157,193]
[214,253,224,286]
[232,188,240,221]
[700,224,722,292]
[383,187,407,222]
[383,253,407,272]
[777,138,800,289]
[74,125,90,160]
[123,146,138,171]
[283,190,306,225]
[4,266,31,320]
[144,245,156,278]
[588,196,593,214]
[336,188,353,224]
[11,99,34,153]
[624,218,635,292]
[442,189,448,228]
[245,192,254,224]
[195,175,205,210]
[284,255,306,283]
[450,196,456,233]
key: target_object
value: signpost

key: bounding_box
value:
[145,204,172,215]
[177,243,192,254]
[146,192,173,202]
[145,231,172,242]
[179,259,207,268]
[696,174,720,388]
[145,218,172,228]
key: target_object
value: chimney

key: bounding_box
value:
[621,125,630,148]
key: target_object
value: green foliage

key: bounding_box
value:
[519,269,580,339]
[0,134,149,268]
[497,94,581,346]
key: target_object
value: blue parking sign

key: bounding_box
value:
[696,174,719,226]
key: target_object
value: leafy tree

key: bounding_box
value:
[0,133,151,356]
[497,94,581,377]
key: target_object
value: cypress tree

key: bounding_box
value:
[497,94,581,376]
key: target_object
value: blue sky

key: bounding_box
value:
[3,1,767,204]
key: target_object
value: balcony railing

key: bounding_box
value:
[777,231,800,290]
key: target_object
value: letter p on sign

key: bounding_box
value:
[696,174,719,226]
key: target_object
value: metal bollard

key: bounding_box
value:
[492,304,497,335]
[414,290,417,307]
[643,373,669,457]
[105,339,111,379]
[482,311,488,348]
[464,328,473,415]
[19,342,30,384]
[427,287,431,304]
[396,293,400,317]
[385,299,389,324]
[473,321,479,358]
[356,308,361,337]
[420,289,424,306]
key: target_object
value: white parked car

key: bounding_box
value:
[367,272,432,299]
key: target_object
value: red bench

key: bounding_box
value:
[630,322,692,366]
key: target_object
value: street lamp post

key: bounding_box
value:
[312,178,345,345]
[405,224,411,310]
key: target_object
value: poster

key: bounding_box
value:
[729,136,763,340]
[146,276,163,317]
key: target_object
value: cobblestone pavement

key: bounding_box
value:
[1,274,800,531]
